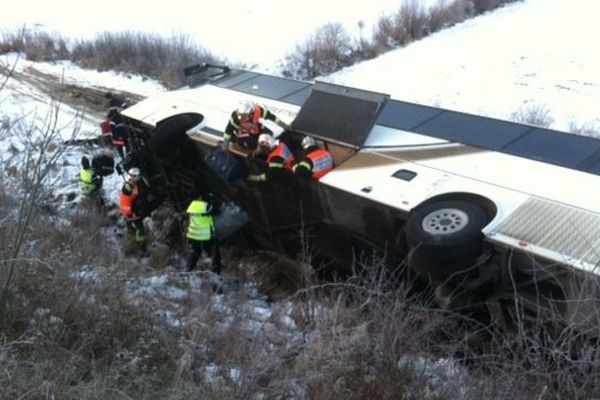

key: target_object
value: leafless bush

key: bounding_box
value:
[568,119,600,138]
[285,0,520,79]
[0,28,68,61]
[0,28,226,88]
[283,23,355,80]
[70,31,225,87]
[472,0,520,14]
[429,0,474,32]
[510,102,555,127]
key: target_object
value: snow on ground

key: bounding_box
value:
[325,0,600,132]
[1,0,440,73]
[1,53,165,140]
[2,0,600,377]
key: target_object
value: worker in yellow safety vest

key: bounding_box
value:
[186,196,222,273]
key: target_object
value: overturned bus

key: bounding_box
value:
[121,64,600,329]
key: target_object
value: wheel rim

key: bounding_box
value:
[422,208,469,235]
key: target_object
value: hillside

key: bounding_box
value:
[2,1,600,398]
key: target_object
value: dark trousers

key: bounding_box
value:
[126,217,147,250]
[187,238,222,273]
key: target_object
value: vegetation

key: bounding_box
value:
[1,1,600,397]
[283,0,522,79]
[0,29,226,87]
[0,0,522,86]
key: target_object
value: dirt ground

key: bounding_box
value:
[6,64,145,118]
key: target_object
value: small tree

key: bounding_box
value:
[283,23,354,80]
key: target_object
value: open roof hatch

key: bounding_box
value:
[290,81,389,148]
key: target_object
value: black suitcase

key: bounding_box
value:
[204,146,246,183]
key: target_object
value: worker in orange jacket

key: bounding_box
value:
[222,100,289,150]
[247,133,296,182]
[119,167,148,255]
[293,136,333,179]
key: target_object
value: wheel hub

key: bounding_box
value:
[422,208,469,235]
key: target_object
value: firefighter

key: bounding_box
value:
[185,195,222,273]
[293,136,334,179]
[80,156,104,209]
[247,133,296,182]
[119,167,148,255]
[222,100,289,150]
[105,93,129,159]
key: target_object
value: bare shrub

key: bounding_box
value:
[568,119,600,138]
[394,0,430,43]
[287,0,520,79]
[510,102,555,127]
[472,0,520,14]
[371,15,398,52]
[429,0,474,32]
[70,31,225,87]
[283,23,355,79]
[0,28,68,61]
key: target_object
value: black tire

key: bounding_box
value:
[150,114,203,159]
[408,251,479,283]
[91,153,115,176]
[406,200,486,263]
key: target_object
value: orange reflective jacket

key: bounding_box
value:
[267,142,296,170]
[119,183,139,218]
[238,106,263,137]
[306,149,333,179]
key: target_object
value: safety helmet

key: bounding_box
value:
[258,133,276,149]
[301,136,316,149]
[237,100,253,115]
[128,167,141,179]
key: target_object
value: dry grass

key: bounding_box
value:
[3,196,600,398]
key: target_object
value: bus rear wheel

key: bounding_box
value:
[406,200,486,267]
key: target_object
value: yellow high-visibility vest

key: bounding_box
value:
[186,200,215,241]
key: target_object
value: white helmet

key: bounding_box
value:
[128,167,141,179]
[301,136,316,149]
[237,100,252,115]
[258,133,276,149]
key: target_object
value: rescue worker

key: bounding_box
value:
[247,133,296,182]
[99,118,112,148]
[119,167,148,255]
[105,93,129,159]
[222,99,289,150]
[185,195,222,273]
[293,136,334,179]
[80,156,104,209]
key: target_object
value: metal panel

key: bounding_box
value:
[280,86,312,106]
[229,75,310,101]
[377,100,443,130]
[494,197,600,267]
[415,111,533,150]
[502,128,600,169]
[291,81,388,147]
[213,71,259,88]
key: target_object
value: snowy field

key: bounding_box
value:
[1,0,440,71]
[3,0,599,132]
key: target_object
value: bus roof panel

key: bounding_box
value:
[414,111,533,150]
[503,128,600,169]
